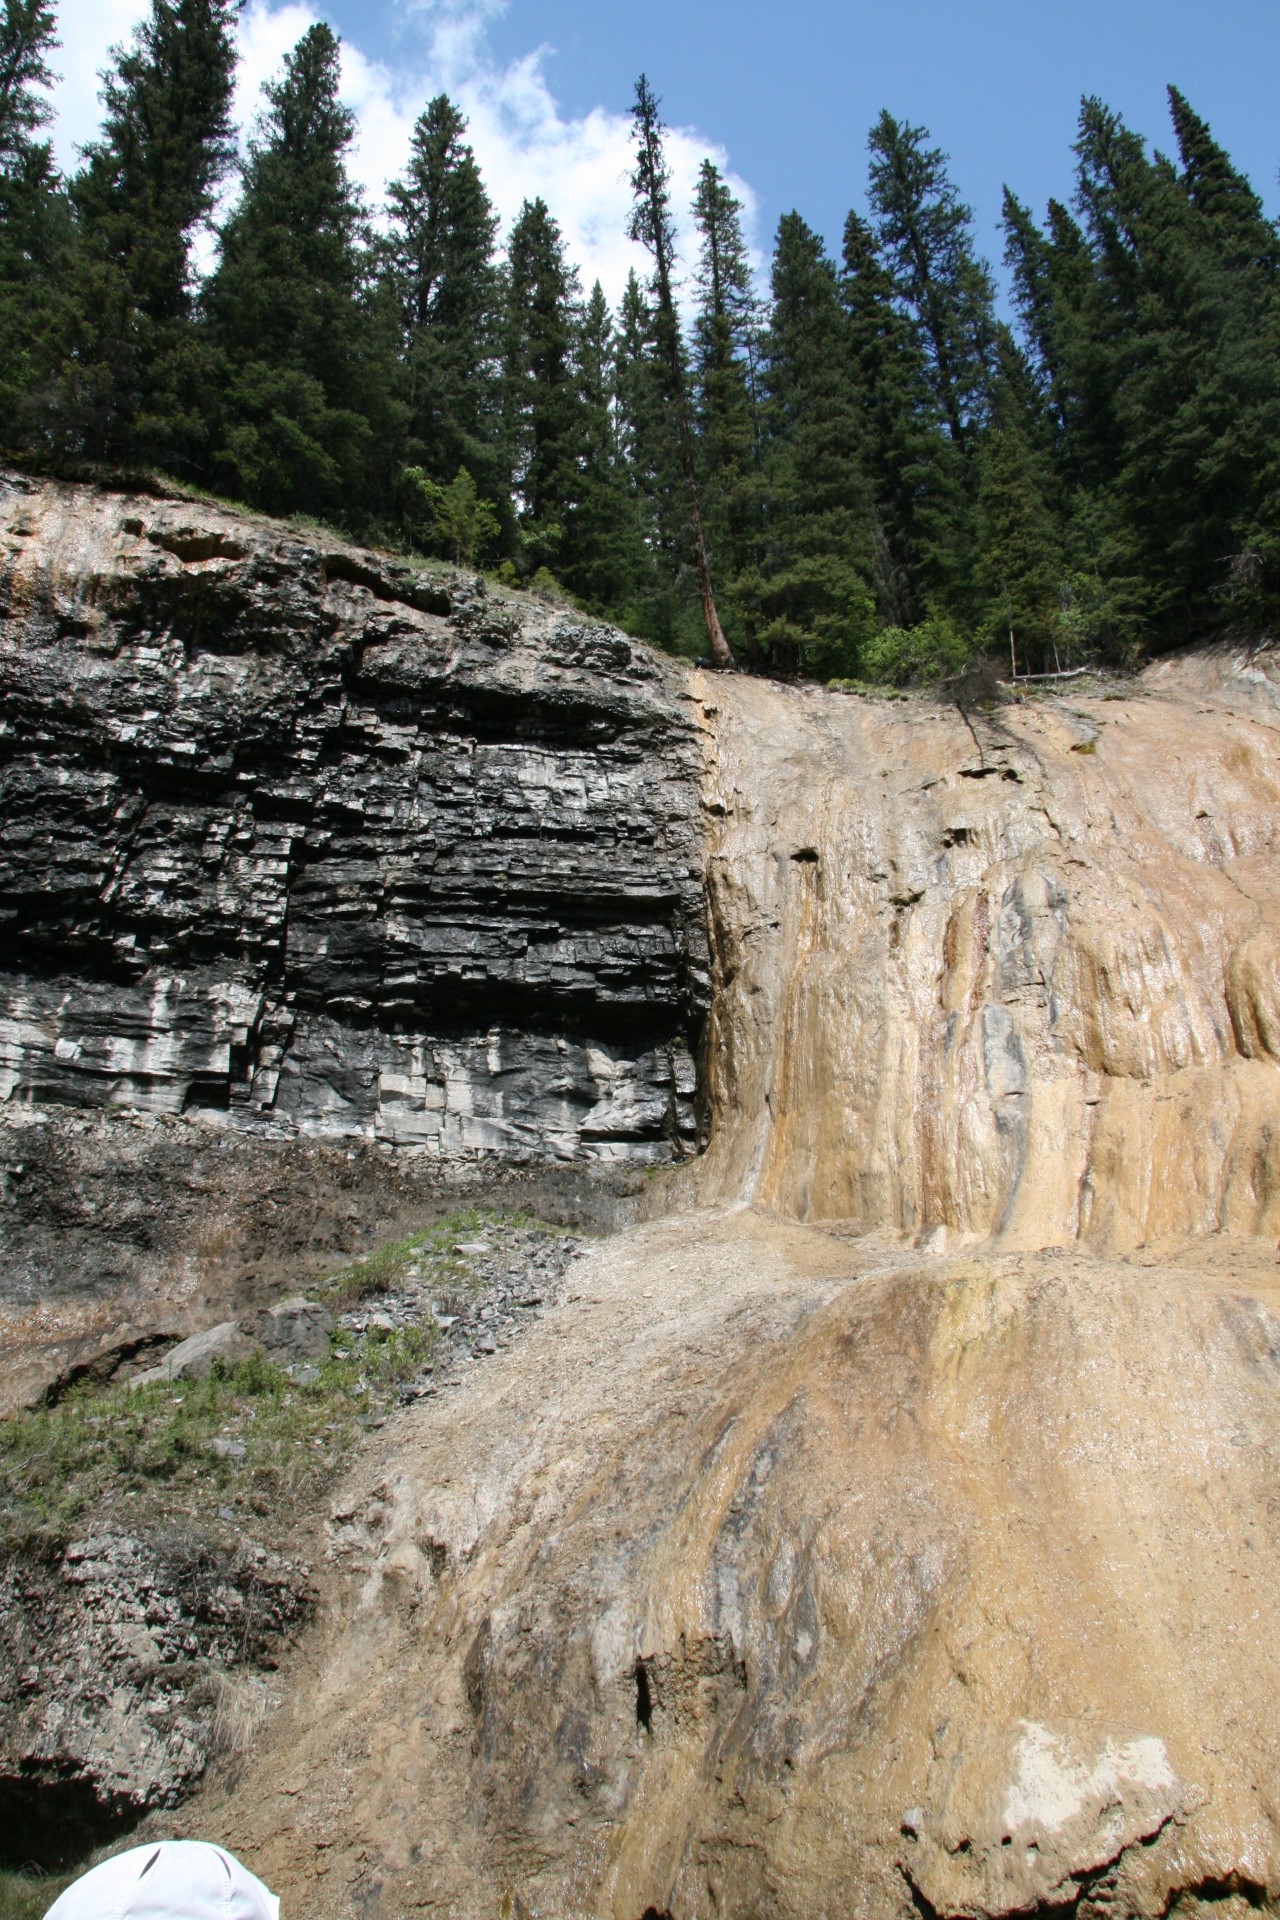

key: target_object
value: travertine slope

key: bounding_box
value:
[692,656,1280,1248]
[195,1215,1280,1920]
[0,471,706,1160]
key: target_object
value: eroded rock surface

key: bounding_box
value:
[0,471,706,1159]
[8,476,1280,1918]
[0,1528,308,1868]
[692,657,1280,1247]
[192,1215,1280,1920]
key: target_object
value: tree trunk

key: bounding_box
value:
[678,408,735,668]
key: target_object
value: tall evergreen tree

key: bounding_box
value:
[70,0,238,468]
[205,24,392,521]
[0,0,74,452]
[1167,85,1280,273]
[867,111,995,460]
[627,75,734,667]
[690,158,760,643]
[974,325,1068,673]
[559,279,647,611]
[842,206,961,623]
[1067,94,1280,640]
[385,96,504,515]
[502,196,584,574]
[751,212,876,676]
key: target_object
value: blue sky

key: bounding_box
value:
[52,0,1280,304]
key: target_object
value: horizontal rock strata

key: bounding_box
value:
[0,473,707,1161]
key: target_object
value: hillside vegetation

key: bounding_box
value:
[1,0,1276,676]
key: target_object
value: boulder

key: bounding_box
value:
[130,1321,251,1387]
[249,1296,333,1365]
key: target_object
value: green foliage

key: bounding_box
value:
[859,610,973,686]
[386,95,505,516]
[867,111,996,458]
[404,463,500,566]
[502,196,585,575]
[68,0,239,469]
[754,212,876,672]
[3,48,1279,666]
[0,1324,429,1546]
[204,22,394,520]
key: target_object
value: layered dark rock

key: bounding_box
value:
[0,473,708,1160]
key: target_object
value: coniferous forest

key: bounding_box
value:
[2,0,1278,678]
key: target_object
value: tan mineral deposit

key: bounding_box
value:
[187,647,1280,1919]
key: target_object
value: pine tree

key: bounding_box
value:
[385,96,504,516]
[751,212,876,677]
[1069,94,1280,641]
[690,158,761,644]
[867,111,995,460]
[555,279,646,613]
[70,0,238,468]
[205,24,393,521]
[841,206,962,624]
[974,325,1067,674]
[1167,86,1280,273]
[611,265,678,637]
[628,75,734,667]
[0,0,75,453]
[502,196,584,575]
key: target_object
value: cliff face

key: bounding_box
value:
[0,472,706,1161]
[10,479,1280,1920]
[692,655,1280,1248]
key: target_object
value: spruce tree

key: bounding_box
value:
[70,0,238,468]
[612,265,676,636]
[974,325,1067,674]
[866,111,995,460]
[752,212,876,676]
[559,280,647,613]
[385,96,504,515]
[502,196,584,576]
[1069,94,1280,641]
[690,158,761,644]
[0,0,74,452]
[841,206,962,624]
[205,24,392,521]
[627,75,734,667]
[1167,86,1280,273]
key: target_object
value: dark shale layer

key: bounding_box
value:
[0,472,708,1161]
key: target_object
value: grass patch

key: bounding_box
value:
[319,1203,558,1309]
[0,1324,435,1548]
[0,1866,77,1920]
[0,1206,573,1550]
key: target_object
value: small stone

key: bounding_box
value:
[210,1437,246,1461]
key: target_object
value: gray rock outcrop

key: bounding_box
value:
[0,1528,309,1868]
[0,473,707,1161]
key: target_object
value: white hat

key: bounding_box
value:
[44,1841,280,1920]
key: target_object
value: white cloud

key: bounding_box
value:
[45,0,758,308]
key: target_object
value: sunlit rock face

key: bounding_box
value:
[0,473,707,1162]
[692,654,1280,1248]
[200,1218,1280,1920]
